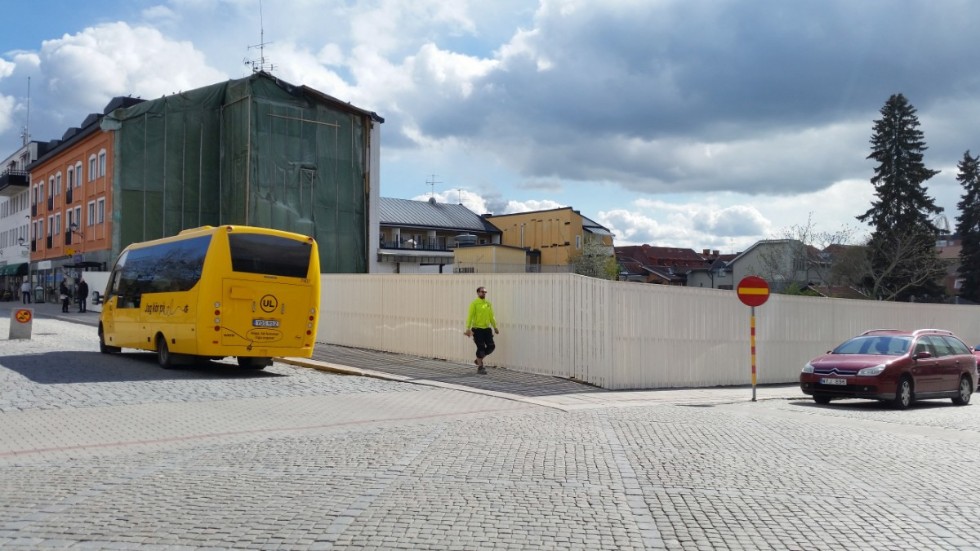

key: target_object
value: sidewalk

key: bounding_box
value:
[2,298,99,327]
[2,300,806,411]
[285,344,806,412]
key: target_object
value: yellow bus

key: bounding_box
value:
[98,225,320,369]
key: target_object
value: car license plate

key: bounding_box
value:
[820,377,847,386]
[252,319,280,328]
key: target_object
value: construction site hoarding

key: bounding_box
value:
[103,72,382,273]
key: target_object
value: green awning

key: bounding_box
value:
[0,263,27,276]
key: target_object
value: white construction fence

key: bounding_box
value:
[78,271,980,390]
[320,273,980,390]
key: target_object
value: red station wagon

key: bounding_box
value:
[800,329,978,409]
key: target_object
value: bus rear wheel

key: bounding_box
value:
[238,357,271,370]
[157,335,175,369]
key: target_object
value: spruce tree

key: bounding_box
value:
[955,150,980,303]
[857,94,946,301]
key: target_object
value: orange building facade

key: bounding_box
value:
[27,104,125,299]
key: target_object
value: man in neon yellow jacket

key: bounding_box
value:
[464,286,499,375]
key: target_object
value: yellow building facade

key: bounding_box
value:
[485,207,614,268]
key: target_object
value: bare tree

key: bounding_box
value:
[756,213,859,291]
[862,223,947,301]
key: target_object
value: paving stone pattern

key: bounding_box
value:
[2,310,980,550]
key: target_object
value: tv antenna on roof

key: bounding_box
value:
[20,76,30,146]
[244,0,275,74]
[426,174,442,198]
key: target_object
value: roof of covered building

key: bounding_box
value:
[379,197,501,234]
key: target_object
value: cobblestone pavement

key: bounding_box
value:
[2,305,980,550]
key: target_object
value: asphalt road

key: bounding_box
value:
[2,306,979,550]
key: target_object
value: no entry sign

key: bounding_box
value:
[737,276,770,307]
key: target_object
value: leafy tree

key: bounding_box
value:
[955,150,980,302]
[857,93,945,301]
[571,239,618,280]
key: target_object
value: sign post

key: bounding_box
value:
[736,276,770,401]
[9,307,33,340]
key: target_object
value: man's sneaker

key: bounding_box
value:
[477,366,487,375]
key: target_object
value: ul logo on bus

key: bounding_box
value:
[260,294,279,313]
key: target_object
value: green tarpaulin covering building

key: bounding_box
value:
[102,71,383,273]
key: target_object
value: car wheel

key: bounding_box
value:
[157,335,175,369]
[812,394,831,405]
[892,376,913,410]
[952,375,973,406]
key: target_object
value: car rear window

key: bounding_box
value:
[941,336,972,355]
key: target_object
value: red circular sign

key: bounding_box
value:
[737,276,770,307]
[15,309,32,324]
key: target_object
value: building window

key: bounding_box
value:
[55,212,61,235]
[48,177,54,197]
[88,201,95,226]
[67,167,74,189]
[75,162,83,187]
[74,206,81,228]
[88,155,97,181]
[55,172,62,195]
[98,149,107,177]
[47,216,53,236]
[97,197,105,224]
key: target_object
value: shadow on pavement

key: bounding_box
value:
[311,343,610,398]
[2,351,283,384]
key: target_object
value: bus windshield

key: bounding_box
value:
[228,233,312,278]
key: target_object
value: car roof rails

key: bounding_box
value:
[860,329,901,335]
[911,328,953,336]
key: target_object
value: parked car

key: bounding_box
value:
[800,329,978,409]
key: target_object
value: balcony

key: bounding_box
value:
[0,169,28,197]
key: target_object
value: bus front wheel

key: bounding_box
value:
[99,325,121,354]
[157,335,175,369]
[238,357,271,370]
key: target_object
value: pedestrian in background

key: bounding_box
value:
[20,279,31,304]
[59,280,71,313]
[77,277,89,313]
[464,286,499,375]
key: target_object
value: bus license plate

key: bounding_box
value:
[820,377,846,386]
[253,319,280,328]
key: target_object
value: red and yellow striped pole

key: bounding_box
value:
[737,276,769,402]
[749,306,755,402]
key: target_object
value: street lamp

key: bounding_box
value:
[69,222,84,261]
[17,236,31,303]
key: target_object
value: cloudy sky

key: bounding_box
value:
[1,0,978,252]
